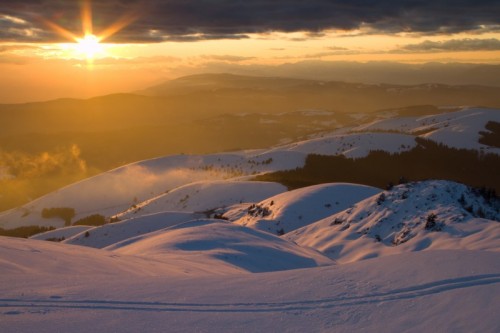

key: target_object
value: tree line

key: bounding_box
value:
[255,138,500,194]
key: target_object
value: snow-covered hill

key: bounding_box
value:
[63,211,202,249]
[230,183,381,235]
[2,107,498,231]
[272,132,417,158]
[0,153,304,229]
[0,235,244,276]
[106,219,332,273]
[287,180,500,263]
[354,107,500,152]
[30,225,93,242]
[114,180,287,220]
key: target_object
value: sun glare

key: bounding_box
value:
[75,34,103,59]
[39,0,139,65]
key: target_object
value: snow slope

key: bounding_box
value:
[287,180,500,263]
[106,219,333,273]
[354,107,500,152]
[1,238,498,333]
[64,211,202,249]
[114,180,287,220]
[0,236,242,276]
[30,226,93,242]
[2,107,498,231]
[231,183,381,235]
[0,152,304,229]
[273,132,417,158]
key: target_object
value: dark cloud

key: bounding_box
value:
[161,34,250,42]
[0,1,499,43]
[395,38,500,52]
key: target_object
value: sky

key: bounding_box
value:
[1,0,499,103]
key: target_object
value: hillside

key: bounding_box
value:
[2,107,500,231]
[139,74,500,113]
[354,107,500,151]
[255,137,500,192]
[286,180,500,263]
[105,219,333,273]
[63,212,203,249]
[272,132,417,158]
[0,152,304,229]
[229,183,381,235]
[113,180,287,220]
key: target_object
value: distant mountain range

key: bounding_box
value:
[1,74,499,212]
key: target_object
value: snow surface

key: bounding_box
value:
[354,107,500,152]
[287,180,500,263]
[0,153,303,229]
[64,211,203,249]
[114,180,287,220]
[0,236,243,276]
[1,238,498,333]
[106,219,333,272]
[30,226,93,241]
[273,132,417,158]
[231,183,381,235]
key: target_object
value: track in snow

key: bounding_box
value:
[2,274,499,314]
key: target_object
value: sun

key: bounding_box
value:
[75,34,103,59]
[39,0,140,64]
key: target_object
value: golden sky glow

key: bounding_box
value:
[0,1,499,103]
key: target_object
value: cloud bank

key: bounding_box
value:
[396,38,500,53]
[1,0,499,42]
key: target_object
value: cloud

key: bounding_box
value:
[1,1,499,43]
[326,46,349,51]
[0,14,28,25]
[160,33,250,42]
[304,50,361,58]
[200,55,256,62]
[394,38,500,53]
[0,44,39,53]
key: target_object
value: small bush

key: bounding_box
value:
[425,213,442,231]
[330,218,344,226]
[213,213,229,220]
[377,193,386,205]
